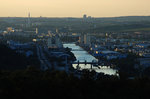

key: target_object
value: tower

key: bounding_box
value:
[105,33,108,42]
[27,12,31,27]
[36,28,38,34]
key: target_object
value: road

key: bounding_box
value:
[36,45,51,70]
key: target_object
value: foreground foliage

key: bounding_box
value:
[0,68,150,99]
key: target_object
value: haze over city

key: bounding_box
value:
[0,0,150,17]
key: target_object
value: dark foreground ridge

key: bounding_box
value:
[0,68,150,99]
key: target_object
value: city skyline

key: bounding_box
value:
[0,0,150,17]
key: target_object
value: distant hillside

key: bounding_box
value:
[91,22,150,32]
[0,16,150,33]
[95,16,150,22]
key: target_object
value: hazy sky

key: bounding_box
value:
[0,0,150,17]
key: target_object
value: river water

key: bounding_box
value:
[63,44,118,75]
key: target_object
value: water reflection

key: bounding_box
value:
[64,44,97,62]
[63,44,118,75]
[73,64,118,75]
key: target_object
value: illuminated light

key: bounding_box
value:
[96,51,98,54]
[106,33,108,37]
[33,39,37,42]
[72,33,77,35]
[95,45,98,48]
[139,53,143,56]
[115,48,118,51]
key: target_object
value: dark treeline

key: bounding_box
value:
[0,68,150,99]
[0,44,27,70]
[0,43,40,70]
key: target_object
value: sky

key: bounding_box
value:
[0,0,150,17]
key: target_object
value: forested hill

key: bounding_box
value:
[0,69,150,99]
[0,44,27,70]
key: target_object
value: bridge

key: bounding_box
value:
[71,49,84,51]
[73,60,98,65]
[72,60,115,69]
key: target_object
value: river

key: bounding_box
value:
[63,44,118,75]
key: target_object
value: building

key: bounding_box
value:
[56,28,59,33]
[78,33,84,44]
[79,34,91,45]
[84,34,91,45]
[7,27,14,32]
[47,33,63,48]
[83,14,87,19]
[88,16,92,19]
[136,58,150,68]
[93,50,127,60]
[136,43,150,48]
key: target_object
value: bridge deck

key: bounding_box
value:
[71,49,84,51]
[73,62,98,64]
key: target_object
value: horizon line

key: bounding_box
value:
[0,15,150,18]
